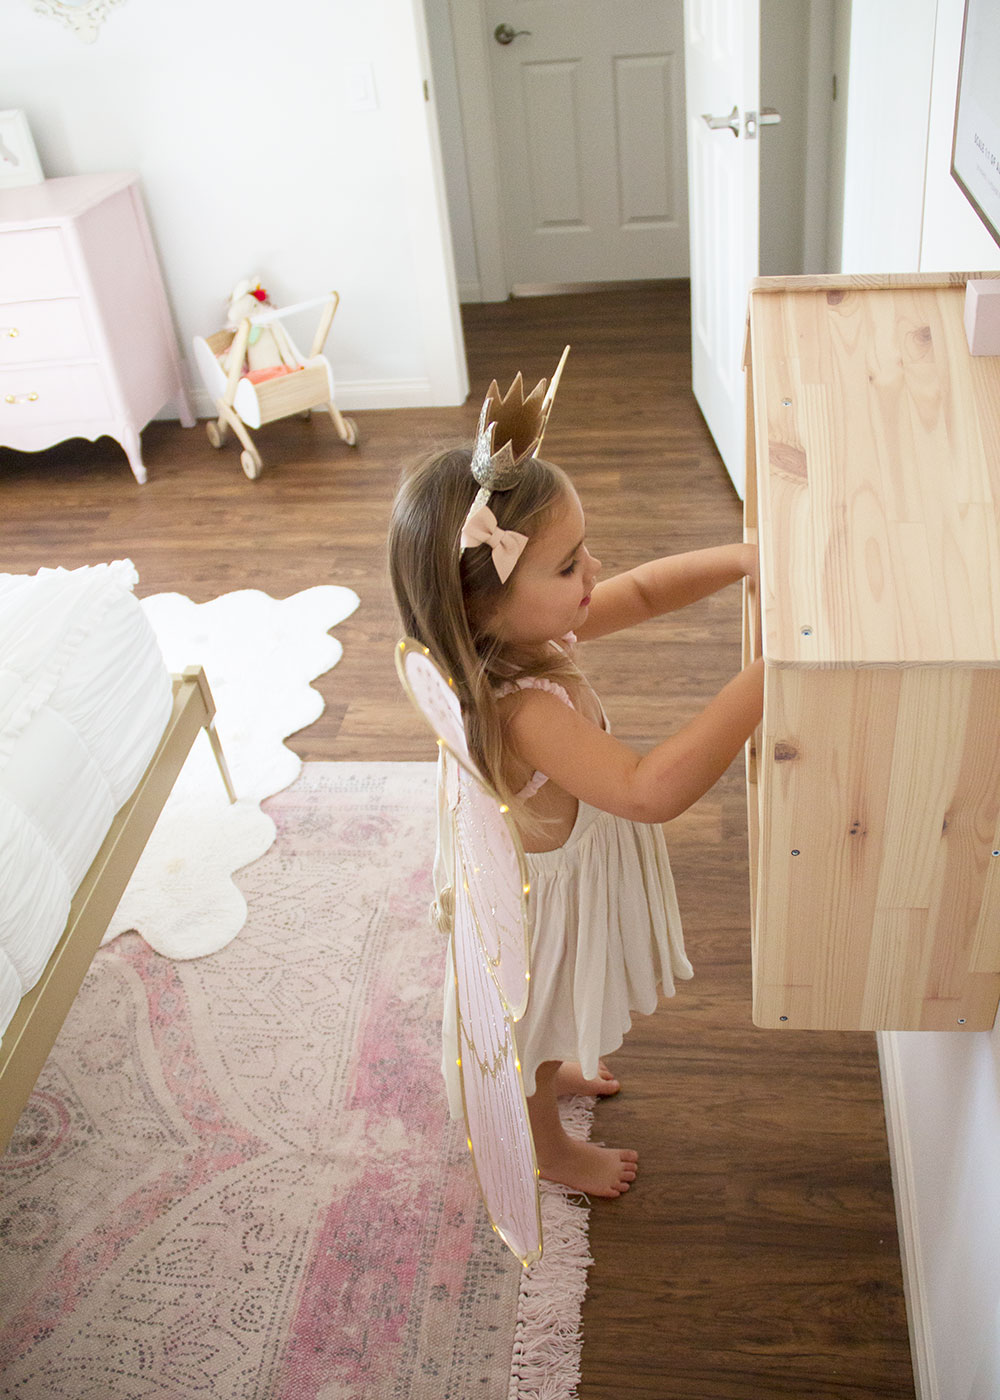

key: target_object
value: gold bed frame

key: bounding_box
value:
[0,667,236,1151]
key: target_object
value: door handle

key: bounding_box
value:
[494,23,532,45]
[701,105,740,137]
[745,108,781,139]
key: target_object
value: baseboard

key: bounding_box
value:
[174,377,441,422]
[877,1031,937,1400]
[330,378,438,410]
[511,278,682,297]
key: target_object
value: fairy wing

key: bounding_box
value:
[396,639,541,1267]
[396,642,531,1017]
[451,808,541,1266]
[396,643,477,773]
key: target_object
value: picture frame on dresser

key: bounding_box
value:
[0,111,44,190]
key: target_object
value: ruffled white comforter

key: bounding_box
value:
[0,560,172,1044]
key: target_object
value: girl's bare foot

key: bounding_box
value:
[552,1059,621,1097]
[536,1138,638,1197]
[528,1060,635,1198]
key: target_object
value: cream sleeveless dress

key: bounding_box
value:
[436,656,692,1117]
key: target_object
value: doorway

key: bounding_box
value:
[428,0,841,303]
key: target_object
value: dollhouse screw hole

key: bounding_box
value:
[781,398,792,407]
[779,1015,789,1021]
[958,1018,967,1024]
[791,849,800,857]
[801,626,813,637]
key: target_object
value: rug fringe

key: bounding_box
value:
[509,1095,595,1400]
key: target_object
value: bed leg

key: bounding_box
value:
[180,666,238,803]
[205,719,238,803]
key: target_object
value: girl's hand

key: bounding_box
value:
[736,541,759,592]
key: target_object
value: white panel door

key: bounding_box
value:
[684,0,760,497]
[485,0,688,286]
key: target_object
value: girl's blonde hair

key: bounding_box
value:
[388,445,580,819]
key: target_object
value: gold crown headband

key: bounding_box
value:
[459,346,570,583]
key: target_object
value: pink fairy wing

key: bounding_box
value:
[453,839,541,1267]
[396,640,531,1017]
[396,642,477,773]
[453,768,531,1019]
[395,638,541,1266]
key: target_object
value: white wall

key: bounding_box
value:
[0,0,469,413]
[839,0,1000,277]
[919,0,1000,271]
[840,3,1000,1397]
[881,1030,1000,1400]
[839,0,938,272]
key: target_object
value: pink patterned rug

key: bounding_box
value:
[0,763,592,1399]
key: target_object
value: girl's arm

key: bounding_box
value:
[501,657,764,824]
[576,542,757,641]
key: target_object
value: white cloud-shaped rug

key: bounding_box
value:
[105,585,359,959]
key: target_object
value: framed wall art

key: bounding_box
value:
[951,0,1000,248]
[0,110,44,190]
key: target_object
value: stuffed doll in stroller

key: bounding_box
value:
[219,279,300,383]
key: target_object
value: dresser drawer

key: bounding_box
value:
[0,228,77,302]
[1,364,110,426]
[0,299,93,365]
[0,173,192,479]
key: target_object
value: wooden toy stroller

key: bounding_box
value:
[192,290,358,479]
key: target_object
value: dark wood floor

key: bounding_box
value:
[1,285,915,1399]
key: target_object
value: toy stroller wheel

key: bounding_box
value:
[342,416,359,447]
[241,449,263,480]
[206,420,223,449]
[300,410,312,420]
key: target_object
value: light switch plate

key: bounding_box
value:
[345,62,378,112]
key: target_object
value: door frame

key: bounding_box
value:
[396,0,471,400]
[381,0,471,402]
[447,0,509,301]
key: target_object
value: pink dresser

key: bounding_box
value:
[0,172,194,483]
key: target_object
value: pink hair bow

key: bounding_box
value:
[460,503,528,583]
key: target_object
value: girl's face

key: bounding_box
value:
[487,486,601,652]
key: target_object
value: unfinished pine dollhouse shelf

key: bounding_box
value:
[744,271,1000,1033]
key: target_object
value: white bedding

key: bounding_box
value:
[0,560,172,1045]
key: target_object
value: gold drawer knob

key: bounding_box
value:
[2,327,18,338]
[4,392,39,404]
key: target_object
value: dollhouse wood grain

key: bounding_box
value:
[745,272,1000,1032]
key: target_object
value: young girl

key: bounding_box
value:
[388,373,763,1201]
